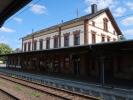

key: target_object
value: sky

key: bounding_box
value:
[0,0,133,49]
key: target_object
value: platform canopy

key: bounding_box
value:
[0,0,31,27]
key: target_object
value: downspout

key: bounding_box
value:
[59,27,61,48]
[84,19,89,45]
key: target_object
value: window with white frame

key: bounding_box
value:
[73,30,80,45]
[64,33,70,47]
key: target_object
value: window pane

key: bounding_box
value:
[28,42,31,51]
[64,35,69,47]
[101,36,105,42]
[54,37,58,48]
[39,39,43,50]
[92,33,96,44]
[74,33,80,45]
[34,41,37,50]
[46,39,50,49]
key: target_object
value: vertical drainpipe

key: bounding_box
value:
[59,27,61,48]
[84,19,89,45]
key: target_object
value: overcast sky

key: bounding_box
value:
[0,0,133,49]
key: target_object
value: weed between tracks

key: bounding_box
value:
[28,91,42,97]
[15,84,22,91]
[0,78,4,84]
[0,77,61,100]
[11,75,16,78]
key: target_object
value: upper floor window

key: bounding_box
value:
[113,38,116,41]
[73,30,80,45]
[101,35,105,42]
[113,31,116,35]
[53,35,59,48]
[91,31,96,44]
[46,37,50,49]
[92,21,95,26]
[64,33,70,47]
[107,36,110,42]
[33,40,37,50]
[39,39,43,50]
[24,43,27,52]
[103,18,108,32]
[28,42,31,51]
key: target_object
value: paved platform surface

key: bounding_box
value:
[0,68,133,100]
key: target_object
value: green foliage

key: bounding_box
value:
[0,43,12,61]
[118,35,126,41]
[0,43,12,55]
[28,91,42,97]
[15,84,22,91]
[11,74,16,78]
[0,79,4,85]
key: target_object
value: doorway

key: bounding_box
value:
[73,55,80,76]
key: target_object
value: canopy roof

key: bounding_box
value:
[0,0,31,27]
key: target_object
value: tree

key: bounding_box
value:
[0,43,12,62]
[0,43,12,55]
[118,35,126,41]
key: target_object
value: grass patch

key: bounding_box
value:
[11,75,16,78]
[0,79,4,84]
[28,91,42,97]
[15,84,22,91]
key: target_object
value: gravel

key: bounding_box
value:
[0,78,64,100]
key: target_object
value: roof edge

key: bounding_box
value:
[22,8,107,39]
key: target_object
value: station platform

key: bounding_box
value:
[0,68,132,100]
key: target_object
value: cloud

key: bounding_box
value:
[127,2,133,10]
[84,0,114,13]
[29,4,47,15]
[113,7,126,17]
[84,7,91,13]
[122,16,133,26]
[123,29,133,39]
[13,17,23,23]
[0,36,9,44]
[0,27,15,33]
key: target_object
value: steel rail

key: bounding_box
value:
[0,89,19,100]
[0,72,101,100]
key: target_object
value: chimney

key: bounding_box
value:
[91,4,97,14]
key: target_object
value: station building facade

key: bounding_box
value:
[3,5,133,88]
[22,4,122,52]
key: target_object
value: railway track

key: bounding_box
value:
[0,72,101,100]
[0,89,19,100]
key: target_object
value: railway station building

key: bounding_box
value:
[1,4,133,88]
[22,4,122,52]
